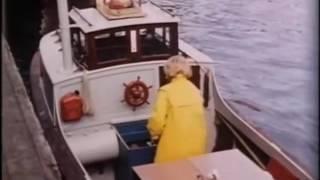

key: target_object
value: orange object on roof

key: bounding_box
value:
[108,0,133,9]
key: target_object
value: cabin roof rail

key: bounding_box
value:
[147,0,176,17]
[71,6,93,27]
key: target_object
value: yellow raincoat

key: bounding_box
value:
[147,74,207,163]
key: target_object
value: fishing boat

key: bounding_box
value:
[30,0,313,179]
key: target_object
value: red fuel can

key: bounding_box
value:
[60,90,83,122]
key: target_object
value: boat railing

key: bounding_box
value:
[71,6,93,27]
[147,0,176,17]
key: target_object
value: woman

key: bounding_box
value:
[147,55,207,163]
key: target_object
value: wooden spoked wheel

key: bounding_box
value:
[122,76,152,111]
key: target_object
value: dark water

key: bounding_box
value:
[5,0,318,178]
[155,0,318,177]
[5,0,43,93]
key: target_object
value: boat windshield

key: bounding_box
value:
[139,26,172,58]
[71,23,178,70]
[95,30,129,62]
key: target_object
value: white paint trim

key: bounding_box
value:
[130,30,137,53]
[110,114,150,124]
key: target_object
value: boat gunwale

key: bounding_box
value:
[209,67,313,179]
[30,52,91,180]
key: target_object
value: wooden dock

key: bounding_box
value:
[2,39,61,180]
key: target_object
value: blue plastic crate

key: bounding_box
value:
[114,120,156,180]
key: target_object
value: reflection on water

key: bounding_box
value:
[156,0,318,178]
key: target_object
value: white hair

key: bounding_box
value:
[164,55,192,79]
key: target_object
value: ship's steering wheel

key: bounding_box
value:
[122,76,152,111]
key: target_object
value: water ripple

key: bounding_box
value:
[155,0,318,178]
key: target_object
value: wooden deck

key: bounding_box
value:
[2,39,61,180]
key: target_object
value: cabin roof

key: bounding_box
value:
[69,3,180,33]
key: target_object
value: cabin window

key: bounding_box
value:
[83,23,178,70]
[71,28,87,64]
[94,30,129,62]
[139,26,172,57]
